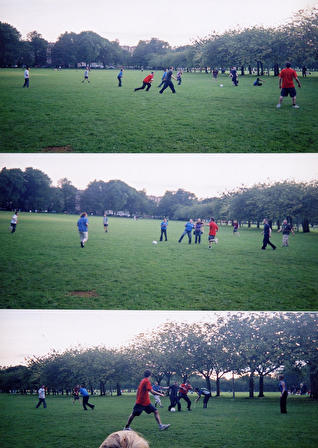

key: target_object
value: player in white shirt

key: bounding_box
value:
[23,67,30,88]
[10,212,18,233]
[36,385,47,408]
[82,67,90,83]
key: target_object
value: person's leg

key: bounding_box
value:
[164,229,167,241]
[125,412,136,427]
[135,82,146,91]
[146,82,152,91]
[268,239,276,250]
[160,229,163,241]
[187,231,192,244]
[203,394,210,408]
[36,399,41,408]
[168,81,176,93]
[159,82,169,94]
[11,224,16,233]
[86,398,94,409]
[261,236,268,250]
[185,395,191,410]
[43,399,47,408]
[83,396,88,410]
[153,409,162,425]
[198,233,201,244]
[195,233,198,244]
[178,231,186,242]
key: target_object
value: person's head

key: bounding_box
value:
[283,219,287,224]
[210,217,215,222]
[26,66,29,70]
[80,212,87,218]
[263,218,268,224]
[155,381,159,386]
[285,62,291,68]
[279,375,284,380]
[189,219,193,223]
[144,369,152,378]
[163,218,167,222]
[169,66,173,70]
[151,71,154,74]
[99,430,149,448]
[197,218,201,223]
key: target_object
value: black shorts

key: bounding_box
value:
[281,87,296,97]
[208,235,216,241]
[132,403,157,416]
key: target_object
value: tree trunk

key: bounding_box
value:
[205,375,212,392]
[274,63,279,76]
[310,367,318,400]
[257,61,260,76]
[165,373,172,386]
[249,372,254,398]
[248,220,251,228]
[260,61,264,76]
[248,65,252,74]
[257,221,260,229]
[215,375,220,396]
[232,372,235,399]
[258,374,264,397]
[277,219,280,231]
[116,383,122,396]
[302,218,310,233]
[100,382,105,396]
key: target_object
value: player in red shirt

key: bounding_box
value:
[277,62,301,109]
[177,381,193,411]
[208,217,219,249]
[134,72,154,92]
[124,370,170,431]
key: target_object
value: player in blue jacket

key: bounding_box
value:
[178,219,194,244]
[160,218,168,241]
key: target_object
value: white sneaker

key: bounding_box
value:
[292,105,300,109]
[123,427,132,431]
[276,104,281,108]
[160,424,170,431]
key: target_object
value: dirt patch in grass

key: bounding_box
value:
[68,290,99,298]
[41,146,74,152]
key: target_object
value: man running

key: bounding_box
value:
[261,219,276,250]
[77,212,88,248]
[10,211,18,233]
[276,62,301,109]
[168,382,179,411]
[124,370,170,431]
[80,385,95,410]
[159,67,176,94]
[134,72,154,92]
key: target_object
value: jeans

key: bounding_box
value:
[135,82,152,91]
[195,231,201,244]
[159,80,176,93]
[178,230,192,244]
[280,391,288,413]
[23,78,29,88]
[160,229,167,241]
[178,394,191,410]
[82,395,94,410]
[36,398,47,408]
[262,235,276,250]
[118,76,122,87]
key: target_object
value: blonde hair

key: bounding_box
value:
[99,431,149,448]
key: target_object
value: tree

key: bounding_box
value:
[0,168,25,210]
[22,168,52,211]
[0,22,21,66]
[58,178,77,212]
[26,31,48,66]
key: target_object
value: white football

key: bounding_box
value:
[152,240,158,245]
[220,84,223,87]
[170,407,176,412]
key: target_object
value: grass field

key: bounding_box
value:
[1,393,317,448]
[0,69,317,152]
[1,212,317,310]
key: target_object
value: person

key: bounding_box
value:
[23,66,30,88]
[157,69,167,88]
[276,62,301,109]
[176,70,182,85]
[279,375,288,414]
[99,430,149,448]
[152,381,168,407]
[168,382,179,411]
[194,218,204,244]
[208,217,219,249]
[159,67,176,94]
[117,68,123,87]
[178,219,194,244]
[79,385,95,410]
[72,385,80,404]
[232,220,239,236]
[103,213,109,232]
[10,211,18,233]
[302,66,307,77]
[253,77,264,86]
[177,381,192,411]
[277,219,294,247]
[212,68,219,80]
[124,369,170,431]
[77,212,88,248]
[261,219,276,250]
[195,387,211,408]
[230,67,238,86]
[160,218,168,241]
[134,72,154,92]
[82,67,90,83]
[36,385,47,408]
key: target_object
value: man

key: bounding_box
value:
[36,385,47,408]
[10,211,18,233]
[77,212,88,248]
[160,218,168,241]
[232,220,239,236]
[103,213,109,232]
[230,67,238,86]
[134,72,154,92]
[261,219,276,250]
[158,69,167,88]
[80,385,95,410]
[82,66,90,83]
[117,68,123,87]
[177,381,192,411]
[194,218,204,244]
[152,381,168,407]
[168,381,179,411]
[178,219,194,244]
[195,387,211,408]
[212,68,219,81]
[176,70,182,85]
[72,385,80,404]
[124,370,170,431]
[159,67,176,94]
[208,217,219,249]
[277,219,294,247]
[23,66,30,88]
[276,62,301,109]
[253,77,264,86]
[279,375,288,414]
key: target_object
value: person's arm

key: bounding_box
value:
[150,388,164,396]
[277,228,281,233]
[296,77,301,88]
[195,393,201,402]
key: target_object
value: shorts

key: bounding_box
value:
[104,224,108,227]
[281,87,296,97]
[73,395,79,400]
[208,235,216,241]
[132,403,157,416]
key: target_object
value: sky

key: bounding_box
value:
[0,309,229,366]
[1,153,317,199]
[1,0,317,47]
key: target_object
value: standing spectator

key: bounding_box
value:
[177,381,192,411]
[194,218,204,244]
[178,219,194,244]
[72,385,80,404]
[232,220,239,236]
[82,66,90,83]
[276,62,301,109]
[103,213,109,232]
[23,67,30,88]
[168,381,179,411]
[261,219,276,250]
[77,212,88,248]
[212,68,219,80]
[230,67,238,86]
[302,66,307,77]
[117,68,123,87]
[277,219,294,246]
[80,385,95,410]
[36,385,47,408]
[176,70,182,85]
[279,375,288,414]
[160,218,168,241]
[124,369,170,431]
[159,67,176,94]
[208,217,219,249]
[10,211,18,233]
[195,387,211,408]
[158,69,167,88]
[134,72,154,92]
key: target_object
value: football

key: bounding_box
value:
[170,407,176,412]
[152,240,158,245]
[220,84,223,87]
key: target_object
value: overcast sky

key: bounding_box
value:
[0,309,228,366]
[1,0,316,46]
[1,154,317,199]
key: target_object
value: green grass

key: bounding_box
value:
[0,69,317,152]
[1,212,317,310]
[0,393,317,448]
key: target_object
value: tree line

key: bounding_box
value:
[1,313,317,400]
[1,7,317,70]
[0,167,317,231]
